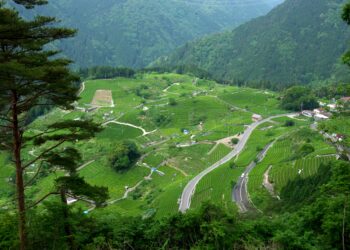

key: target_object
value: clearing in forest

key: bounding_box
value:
[91,89,114,107]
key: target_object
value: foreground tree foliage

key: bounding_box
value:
[0,4,106,249]
[12,0,47,9]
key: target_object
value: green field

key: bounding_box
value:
[191,163,244,210]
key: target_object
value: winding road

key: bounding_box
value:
[232,141,274,212]
[179,113,297,212]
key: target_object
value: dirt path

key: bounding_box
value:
[263,165,275,196]
[165,160,189,177]
[103,120,157,136]
[108,165,161,205]
[77,160,95,171]
[77,82,85,96]
[109,180,145,205]
[163,82,180,92]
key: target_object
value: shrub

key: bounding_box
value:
[231,138,239,145]
[284,120,295,127]
[169,98,177,106]
[110,141,140,172]
[297,143,315,157]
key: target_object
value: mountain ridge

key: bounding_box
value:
[13,0,283,68]
[152,0,350,85]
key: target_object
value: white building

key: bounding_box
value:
[327,103,337,111]
[314,113,329,121]
[302,110,313,118]
[252,114,263,122]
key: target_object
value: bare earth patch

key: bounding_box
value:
[91,90,114,107]
[263,165,277,198]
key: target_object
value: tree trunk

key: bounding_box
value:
[343,203,347,250]
[60,189,76,250]
[12,91,27,250]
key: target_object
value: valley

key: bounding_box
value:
[0,73,339,219]
[1,0,350,248]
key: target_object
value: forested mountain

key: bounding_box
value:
[12,0,283,68]
[153,0,350,85]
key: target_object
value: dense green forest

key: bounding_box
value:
[12,0,283,68]
[153,0,350,86]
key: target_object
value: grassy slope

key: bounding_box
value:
[248,128,336,211]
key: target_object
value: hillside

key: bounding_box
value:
[1,72,347,249]
[13,0,283,68]
[0,72,337,218]
[153,0,350,85]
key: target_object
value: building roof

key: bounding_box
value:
[340,97,350,102]
[314,113,329,119]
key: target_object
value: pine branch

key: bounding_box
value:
[23,139,66,170]
[24,161,45,188]
[26,192,59,209]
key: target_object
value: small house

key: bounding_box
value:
[336,134,345,142]
[313,108,325,115]
[327,103,337,111]
[302,110,313,118]
[340,97,350,103]
[252,114,263,122]
[314,113,330,121]
[319,101,326,107]
[183,129,190,135]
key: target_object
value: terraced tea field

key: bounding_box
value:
[270,155,335,193]
[2,72,335,217]
[247,129,337,211]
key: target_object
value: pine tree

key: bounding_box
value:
[12,0,47,9]
[38,147,108,249]
[0,4,101,249]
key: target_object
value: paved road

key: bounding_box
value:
[179,113,297,212]
[232,142,274,212]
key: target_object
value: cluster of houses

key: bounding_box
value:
[102,110,114,120]
[301,97,350,120]
[323,132,345,143]
[301,108,332,121]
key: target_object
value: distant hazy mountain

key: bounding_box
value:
[153,0,350,85]
[13,0,283,68]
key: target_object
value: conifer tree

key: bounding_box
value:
[0,4,102,249]
[40,147,108,249]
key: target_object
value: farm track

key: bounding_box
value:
[165,160,189,177]
[103,120,157,136]
[179,113,297,212]
[78,81,86,96]
[263,166,275,196]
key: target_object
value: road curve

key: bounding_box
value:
[179,113,297,212]
[102,120,157,136]
[232,142,274,212]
